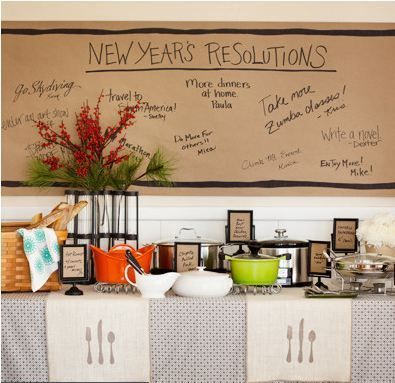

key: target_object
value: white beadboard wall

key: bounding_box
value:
[2,196,395,245]
[2,2,395,245]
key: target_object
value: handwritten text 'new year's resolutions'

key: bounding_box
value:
[87,41,329,70]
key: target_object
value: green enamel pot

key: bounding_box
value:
[225,255,280,285]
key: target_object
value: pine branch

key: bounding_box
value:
[24,159,111,191]
[24,159,60,187]
[109,155,144,190]
[135,148,175,186]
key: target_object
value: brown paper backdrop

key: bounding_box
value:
[2,21,395,196]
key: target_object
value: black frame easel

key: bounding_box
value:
[65,190,139,283]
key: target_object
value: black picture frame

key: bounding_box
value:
[59,244,89,283]
[174,242,201,272]
[227,210,254,243]
[332,218,359,253]
[307,240,332,278]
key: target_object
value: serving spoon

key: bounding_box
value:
[125,249,146,275]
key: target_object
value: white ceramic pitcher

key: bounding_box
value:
[124,266,180,298]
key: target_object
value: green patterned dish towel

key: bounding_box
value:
[17,228,60,292]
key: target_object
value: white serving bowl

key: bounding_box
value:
[172,267,233,298]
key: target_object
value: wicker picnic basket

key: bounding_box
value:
[1,222,68,292]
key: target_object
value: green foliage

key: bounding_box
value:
[25,159,60,188]
[143,149,175,187]
[109,149,175,190]
[80,162,111,191]
[26,149,175,192]
[109,155,144,191]
[25,158,111,191]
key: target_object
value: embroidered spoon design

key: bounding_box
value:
[308,330,316,363]
[108,331,115,364]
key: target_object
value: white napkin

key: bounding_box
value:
[247,289,352,382]
[17,228,60,292]
[46,288,150,382]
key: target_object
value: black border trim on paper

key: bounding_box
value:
[3,180,395,190]
[227,210,254,243]
[59,244,89,283]
[307,240,332,278]
[332,218,359,253]
[2,27,395,37]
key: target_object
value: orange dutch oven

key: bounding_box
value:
[91,244,154,284]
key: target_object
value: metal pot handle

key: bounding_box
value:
[220,243,237,251]
[275,229,288,238]
[175,227,201,239]
[219,244,244,258]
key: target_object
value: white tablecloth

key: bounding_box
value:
[2,286,394,383]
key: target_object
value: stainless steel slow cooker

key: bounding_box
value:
[246,229,310,286]
[153,228,224,272]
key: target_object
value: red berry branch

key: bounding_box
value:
[26,92,173,191]
[35,93,140,177]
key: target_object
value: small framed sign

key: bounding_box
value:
[308,240,331,278]
[174,242,201,272]
[332,218,359,253]
[227,210,253,242]
[59,245,89,295]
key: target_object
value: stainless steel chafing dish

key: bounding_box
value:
[324,250,395,279]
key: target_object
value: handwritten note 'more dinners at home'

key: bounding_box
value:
[2,22,395,196]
